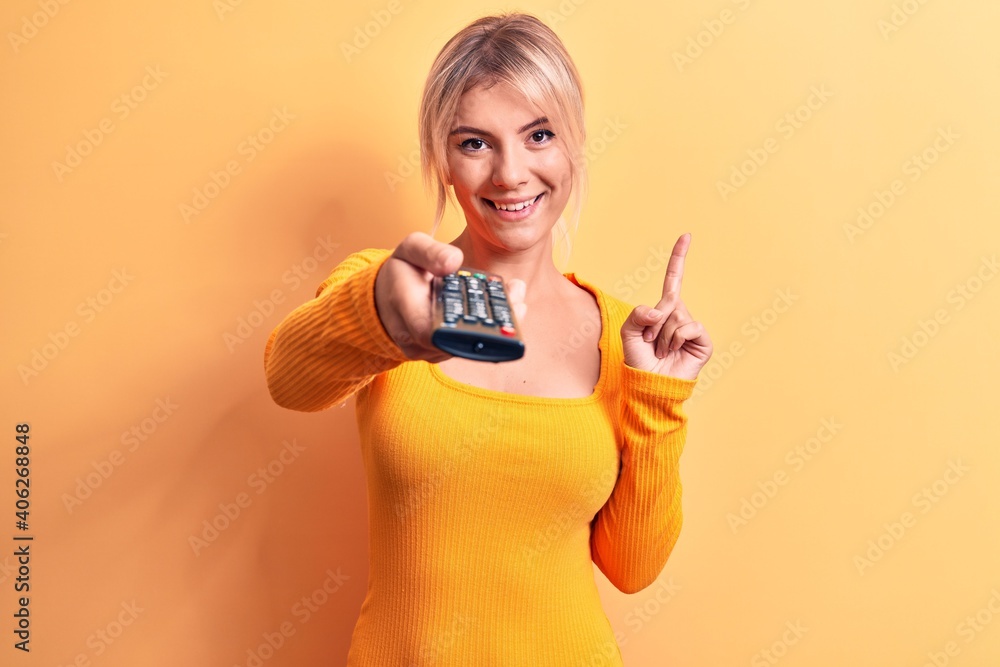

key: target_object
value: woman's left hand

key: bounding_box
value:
[620,233,713,380]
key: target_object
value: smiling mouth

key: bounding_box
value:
[482,193,543,212]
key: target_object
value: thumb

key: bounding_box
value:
[432,244,464,276]
[622,305,663,339]
[393,232,464,276]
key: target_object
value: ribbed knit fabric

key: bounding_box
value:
[263,248,697,666]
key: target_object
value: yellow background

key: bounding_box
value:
[2,0,998,665]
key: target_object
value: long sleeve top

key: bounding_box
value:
[263,247,697,666]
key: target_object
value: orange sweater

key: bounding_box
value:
[263,247,697,666]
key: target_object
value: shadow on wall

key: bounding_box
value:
[42,143,418,666]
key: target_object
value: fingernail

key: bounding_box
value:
[649,309,662,318]
[643,330,653,341]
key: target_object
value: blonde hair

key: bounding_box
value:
[418,12,587,263]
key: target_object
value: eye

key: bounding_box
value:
[460,138,486,151]
[529,129,555,144]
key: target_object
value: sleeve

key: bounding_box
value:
[263,247,411,412]
[590,364,698,594]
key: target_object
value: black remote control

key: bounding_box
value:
[430,268,525,362]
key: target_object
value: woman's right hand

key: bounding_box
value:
[374,232,465,363]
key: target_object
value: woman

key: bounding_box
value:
[264,12,713,666]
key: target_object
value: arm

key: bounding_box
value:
[595,232,712,592]
[263,247,409,412]
[590,366,697,594]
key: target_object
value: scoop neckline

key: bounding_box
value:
[427,273,609,405]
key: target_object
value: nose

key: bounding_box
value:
[491,146,529,190]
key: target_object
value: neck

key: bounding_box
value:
[446,229,567,295]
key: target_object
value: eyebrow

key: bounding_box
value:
[449,116,549,136]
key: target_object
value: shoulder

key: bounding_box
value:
[564,273,639,376]
[566,273,636,332]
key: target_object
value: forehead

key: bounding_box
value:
[452,82,547,130]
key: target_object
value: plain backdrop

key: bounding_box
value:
[2,0,999,665]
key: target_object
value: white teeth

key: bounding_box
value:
[492,195,538,211]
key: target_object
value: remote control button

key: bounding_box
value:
[457,269,471,277]
[463,315,478,323]
[444,298,464,316]
[473,272,486,279]
[473,341,485,353]
[500,325,516,336]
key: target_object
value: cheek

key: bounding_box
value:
[538,151,573,185]
[447,157,489,195]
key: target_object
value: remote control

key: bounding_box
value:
[430,268,525,362]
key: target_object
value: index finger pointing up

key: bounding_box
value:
[660,233,691,302]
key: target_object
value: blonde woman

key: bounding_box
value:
[265,12,713,666]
